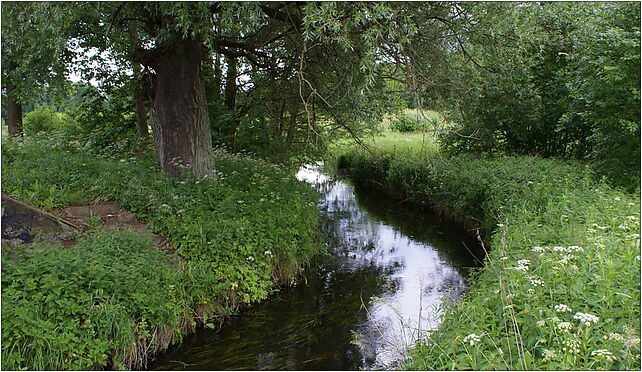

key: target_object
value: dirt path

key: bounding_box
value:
[2,194,169,251]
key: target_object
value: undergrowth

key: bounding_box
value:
[1,137,321,370]
[335,145,641,370]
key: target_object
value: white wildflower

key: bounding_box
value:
[517,259,531,266]
[247,256,255,261]
[563,339,581,354]
[530,279,544,287]
[628,234,640,238]
[567,245,584,252]
[463,333,481,346]
[626,215,638,220]
[574,312,599,326]
[536,320,546,327]
[557,322,573,332]
[608,333,625,342]
[614,197,621,201]
[531,246,545,252]
[527,288,535,294]
[618,224,629,230]
[562,254,574,261]
[542,349,557,362]
[555,304,573,313]
[587,228,597,233]
[591,349,616,362]
[264,250,272,256]
[553,246,566,252]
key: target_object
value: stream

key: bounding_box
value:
[149,164,483,370]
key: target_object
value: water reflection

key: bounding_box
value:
[149,164,481,370]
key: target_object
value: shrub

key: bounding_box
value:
[390,113,423,132]
[23,105,77,136]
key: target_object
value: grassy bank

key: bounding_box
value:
[1,137,321,370]
[334,141,640,370]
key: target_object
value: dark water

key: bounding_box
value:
[149,164,483,370]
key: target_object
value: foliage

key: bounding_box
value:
[335,141,641,370]
[1,137,322,370]
[2,231,186,370]
[22,105,76,136]
[433,2,640,190]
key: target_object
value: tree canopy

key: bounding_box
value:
[2,1,639,186]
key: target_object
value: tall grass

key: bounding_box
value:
[335,142,640,370]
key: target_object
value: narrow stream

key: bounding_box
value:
[150,164,483,370]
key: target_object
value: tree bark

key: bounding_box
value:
[132,63,149,139]
[151,37,214,178]
[6,85,23,138]
[135,93,149,138]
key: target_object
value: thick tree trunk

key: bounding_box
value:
[223,55,238,137]
[151,38,214,178]
[132,63,149,139]
[6,85,23,138]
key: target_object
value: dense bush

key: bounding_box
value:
[390,113,423,132]
[336,145,640,370]
[436,2,640,190]
[22,105,76,136]
[1,138,321,370]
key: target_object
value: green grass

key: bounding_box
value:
[1,136,322,370]
[334,138,641,370]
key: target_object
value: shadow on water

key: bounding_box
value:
[148,164,483,371]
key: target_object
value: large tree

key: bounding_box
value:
[4,1,470,171]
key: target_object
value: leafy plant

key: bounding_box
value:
[1,137,322,370]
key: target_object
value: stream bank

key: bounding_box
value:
[149,164,483,370]
[334,148,641,370]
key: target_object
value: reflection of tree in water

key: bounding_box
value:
[150,165,481,370]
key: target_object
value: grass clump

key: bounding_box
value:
[335,143,640,370]
[1,137,321,370]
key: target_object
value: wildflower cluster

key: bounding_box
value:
[556,322,573,332]
[574,312,599,326]
[463,333,481,346]
[562,339,581,354]
[514,259,530,271]
[591,349,616,362]
[554,304,572,313]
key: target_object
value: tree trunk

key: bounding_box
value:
[151,38,214,178]
[223,55,238,137]
[135,93,149,138]
[132,63,149,139]
[6,85,23,138]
